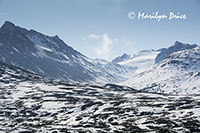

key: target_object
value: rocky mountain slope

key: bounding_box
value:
[155,41,197,63]
[122,46,200,95]
[111,53,131,64]
[0,60,200,132]
[0,21,132,83]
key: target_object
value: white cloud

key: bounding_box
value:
[86,33,135,60]
[88,34,100,39]
[94,34,113,59]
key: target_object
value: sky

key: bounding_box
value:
[0,0,200,61]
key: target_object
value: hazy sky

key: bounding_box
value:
[0,0,200,60]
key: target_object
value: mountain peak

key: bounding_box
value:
[174,41,185,47]
[155,41,198,63]
[173,41,198,48]
[0,21,17,34]
[121,53,129,57]
[53,35,60,40]
[174,41,182,45]
[3,21,15,27]
[112,53,131,64]
[1,21,16,29]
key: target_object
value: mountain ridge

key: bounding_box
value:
[155,41,198,63]
[1,21,200,94]
[122,46,200,94]
[0,21,131,83]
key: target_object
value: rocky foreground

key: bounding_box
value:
[1,83,200,133]
[0,62,200,133]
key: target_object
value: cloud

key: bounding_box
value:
[94,34,113,59]
[88,34,100,39]
[86,33,135,60]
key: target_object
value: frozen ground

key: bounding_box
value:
[0,62,200,133]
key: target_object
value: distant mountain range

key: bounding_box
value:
[0,21,133,84]
[122,46,200,94]
[0,21,199,95]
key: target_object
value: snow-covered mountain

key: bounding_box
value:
[112,41,198,76]
[1,21,200,95]
[0,21,200,132]
[1,60,200,132]
[112,50,160,74]
[112,53,131,64]
[122,46,200,95]
[155,41,197,63]
[0,21,132,83]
